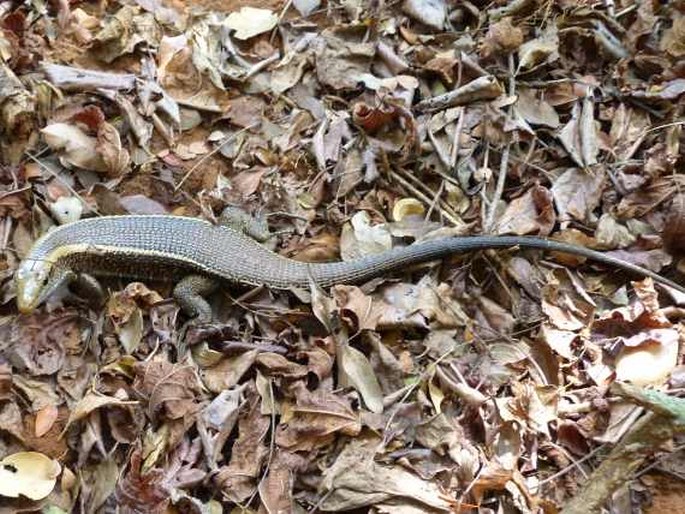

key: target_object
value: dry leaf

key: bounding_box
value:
[41,123,108,172]
[35,404,59,437]
[293,0,320,17]
[338,343,384,413]
[551,167,606,223]
[402,0,446,30]
[0,452,61,501]
[47,196,83,224]
[517,25,559,71]
[320,435,453,511]
[340,211,392,261]
[615,329,679,386]
[514,88,559,128]
[481,17,523,58]
[225,7,278,40]
[660,15,685,57]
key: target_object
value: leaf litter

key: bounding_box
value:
[0,0,684,512]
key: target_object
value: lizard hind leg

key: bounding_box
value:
[173,274,219,323]
[219,206,271,242]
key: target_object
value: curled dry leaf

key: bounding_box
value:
[392,198,425,221]
[517,24,559,71]
[338,342,384,413]
[352,102,399,134]
[34,403,59,437]
[47,196,83,225]
[96,121,131,176]
[402,0,446,30]
[41,123,108,173]
[0,452,61,501]
[481,17,524,59]
[133,358,200,420]
[340,211,392,261]
[225,7,278,40]
[495,185,555,236]
[65,391,138,431]
[615,328,679,386]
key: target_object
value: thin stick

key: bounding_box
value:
[394,167,464,223]
[483,53,516,234]
[24,152,101,216]
[174,123,259,191]
[390,170,464,227]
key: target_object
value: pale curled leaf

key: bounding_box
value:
[41,122,108,172]
[615,328,679,386]
[293,0,320,17]
[340,211,392,261]
[47,196,83,225]
[0,452,61,501]
[225,7,278,40]
[65,392,138,431]
[117,306,144,354]
[517,25,559,71]
[339,343,384,413]
[401,0,446,31]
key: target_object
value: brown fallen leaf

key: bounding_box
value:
[133,357,200,421]
[214,389,269,503]
[259,450,307,513]
[551,167,606,223]
[276,382,360,451]
[34,404,58,438]
[115,447,169,514]
[319,434,453,511]
[480,17,524,59]
[495,185,555,236]
[314,27,375,90]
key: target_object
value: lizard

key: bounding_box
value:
[15,208,685,321]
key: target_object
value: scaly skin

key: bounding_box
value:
[15,214,685,317]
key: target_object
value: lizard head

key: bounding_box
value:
[15,259,70,313]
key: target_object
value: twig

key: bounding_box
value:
[24,152,101,216]
[245,52,280,79]
[389,170,465,227]
[42,63,136,91]
[537,444,603,487]
[270,0,293,44]
[174,123,259,191]
[483,53,516,234]
[414,76,503,114]
[394,167,463,220]
[449,107,466,171]
[484,143,510,234]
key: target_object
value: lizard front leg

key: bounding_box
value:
[219,206,271,242]
[175,207,269,323]
[69,273,106,309]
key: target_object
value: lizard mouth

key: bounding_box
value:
[16,277,42,314]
